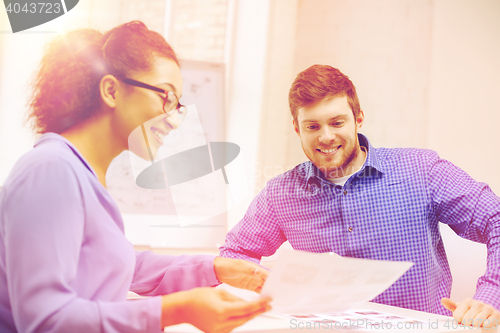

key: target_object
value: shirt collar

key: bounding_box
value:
[34,132,98,178]
[304,133,385,185]
[359,133,386,174]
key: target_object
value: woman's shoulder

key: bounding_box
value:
[3,133,88,189]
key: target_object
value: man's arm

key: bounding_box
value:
[220,185,287,264]
[426,151,500,327]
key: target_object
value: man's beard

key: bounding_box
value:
[302,134,360,179]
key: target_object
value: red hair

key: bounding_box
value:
[28,21,179,134]
[288,65,361,123]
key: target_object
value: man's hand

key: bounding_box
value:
[213,257,268,293]
[441,297,500,329]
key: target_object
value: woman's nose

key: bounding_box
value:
[164,111,180,130]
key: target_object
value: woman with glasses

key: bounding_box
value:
[0,21,270,333]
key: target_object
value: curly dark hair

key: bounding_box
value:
[288,65,361,124]
[27,21,179,134]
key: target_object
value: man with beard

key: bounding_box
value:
[219,65,500,328]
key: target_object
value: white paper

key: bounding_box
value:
[282,308,429,331]
[260,250,413,314]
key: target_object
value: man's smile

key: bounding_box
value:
[317,145,341,156]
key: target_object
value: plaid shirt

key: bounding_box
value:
[220,134,500,315]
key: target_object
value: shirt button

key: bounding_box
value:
[343,190,347,195]
[348,227,353,232]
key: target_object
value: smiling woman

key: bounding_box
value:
[0,21,270,333]
[27,21,183,172]
[120,64,187,163]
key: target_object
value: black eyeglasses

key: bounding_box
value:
[122,78,187,123]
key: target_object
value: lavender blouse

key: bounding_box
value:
[0,133,219,332]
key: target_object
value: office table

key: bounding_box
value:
[164,301,492,333]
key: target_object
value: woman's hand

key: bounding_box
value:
[161,287,272,333]
[213,257,268,293]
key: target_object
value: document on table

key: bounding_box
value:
[283,308,430,331]
[260,250,413,314]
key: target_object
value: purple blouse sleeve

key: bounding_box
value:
[1,158,162,333]
[131,251,220,296]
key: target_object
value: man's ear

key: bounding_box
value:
[293,119,300,136]
[355,109,365,130]
[99,75,119,109]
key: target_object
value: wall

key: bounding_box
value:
[168,0,228,63]
[427,0,498,301]
[290,0,434,163]
[225,0,270,229]
[428,0,500,193]
[256,0,300,191]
